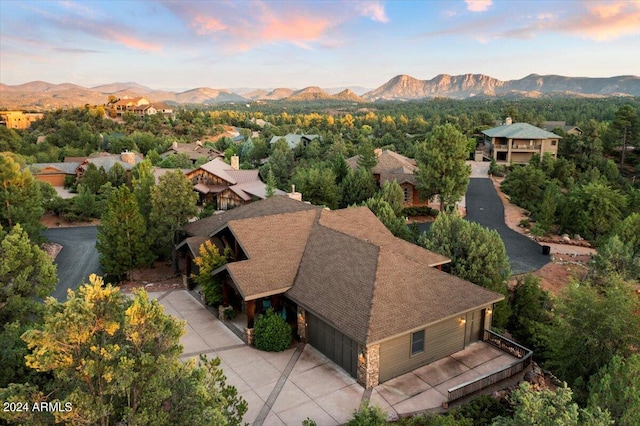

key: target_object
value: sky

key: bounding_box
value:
[1,0,639,91]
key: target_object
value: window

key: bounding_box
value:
[403,187,409,202]
[551,140,557,146]
[411,330,425,355]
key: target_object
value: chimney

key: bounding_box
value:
[288,184,302,201]
[120,150,136,165]
[374,148,383,157]
[172,141,178,150]
[230,155,239,170]
[505,117,513,125]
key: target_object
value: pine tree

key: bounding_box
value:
[149,170,198,259]
[357,139,378,171]
[132,159,156,223]
[0,223,57,325]
[96,186,153,281]
[265,169,277,198]
[415,124,471,211]
[0,153,45,240]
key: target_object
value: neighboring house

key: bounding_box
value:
[30,151,143,185]
[176,196,504,388]
[160,141,224,165]
[185,156,283,210]
[29,162,78,186]
[74,151,144,179]
[269,134,321,149]
[0,111,44,129]
[346,149,428,207]
[113,97,150,117]
[482,118,561,164]
[543,121,583,136]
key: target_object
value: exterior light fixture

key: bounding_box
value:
[458,318,466,325]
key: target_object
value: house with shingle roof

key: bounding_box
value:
[176,196,504,388]
[29,162,79,186]
[160,141,224,165]
[346,149,429,207]
[482,118,561,164]
[185,156,283,210]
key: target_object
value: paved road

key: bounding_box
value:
[42,226,102,301]
[465,179,549,274]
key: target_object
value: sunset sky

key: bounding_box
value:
[1,0,639,91]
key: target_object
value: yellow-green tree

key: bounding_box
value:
[3,275,247,426]
[193,241,228,305]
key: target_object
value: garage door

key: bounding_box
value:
[307,312,358,378]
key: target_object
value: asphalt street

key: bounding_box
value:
[465,179,549,274]
[42,226,102,301]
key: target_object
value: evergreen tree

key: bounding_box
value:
[0,153,45,240]
[79,163,108,194]
[3,275,247,426]
[96,186,153,280]
[292,166,340,209]
[588,354,640,426]
[379,180,405,217]
[364,197,410,240]
[149,170,198,259]
[357,139,378,170]
[265,169,277,198]
[0,223,57,325]
[415,124,471,211]
[340,168,377,208]
[132,159,156,223]
[418,212,511,327]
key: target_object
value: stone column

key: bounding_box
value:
[357,344,380,389]
[244,327,254,346]
[297,307,307,342]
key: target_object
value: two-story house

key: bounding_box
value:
[482,118,561,164]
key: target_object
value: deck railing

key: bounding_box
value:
[446,330,533,404]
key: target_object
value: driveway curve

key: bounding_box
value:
[465,179,549,275]
[42,226,102,301]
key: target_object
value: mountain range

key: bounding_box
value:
[1,73,638,110]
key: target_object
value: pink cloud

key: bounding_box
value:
[357,1,389,23]
[465,0,492,12]
[562,1,640,41]
[191,16,227,34]
[104,30,162,52]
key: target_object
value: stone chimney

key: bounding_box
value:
[374,148,383,157]
[172,141,178,150]
[230,155,240,170]
[505,117,513,125]
[288,184,302,201]
[120,151,136,165]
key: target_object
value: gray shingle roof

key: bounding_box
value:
[29,162,79,175]
[482,122,562,139]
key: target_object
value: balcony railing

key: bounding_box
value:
[446,330,533,404]
[493,144,542,151]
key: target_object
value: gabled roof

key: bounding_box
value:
[182,195,319,237]
[183,196,501,345]
[29,162,79,175]
[482,122,563,140]
[190,158,238,184]
[346,150,418,185]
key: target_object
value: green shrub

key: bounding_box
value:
[450,395,508,425]
[519,219,530,228]
[530,223,546,236]
[223,306,236,320]
[346,402,387,426]
[254,308,291,352]
[402,206,437,217]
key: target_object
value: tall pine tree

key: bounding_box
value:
[96,186,153,281]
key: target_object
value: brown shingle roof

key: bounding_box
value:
[225,209,318,299]
[181,195,319,237]
[346,150,418,185]
[286,208,500,344]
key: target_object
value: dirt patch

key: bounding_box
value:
[119,261,185,293]
[491,176,531,235]
[511,255,591,295]
[40,212,100,228]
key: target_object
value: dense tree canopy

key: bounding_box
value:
[0,153,44,240]
[3,275,247,426]
[0,224,57,325]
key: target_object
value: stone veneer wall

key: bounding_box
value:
[357,344,380,388]
[244,327,254,346]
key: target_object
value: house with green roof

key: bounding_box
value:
[482,118,561,164]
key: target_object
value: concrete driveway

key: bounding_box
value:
[153,290,523,425]
[42,226,102,301]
